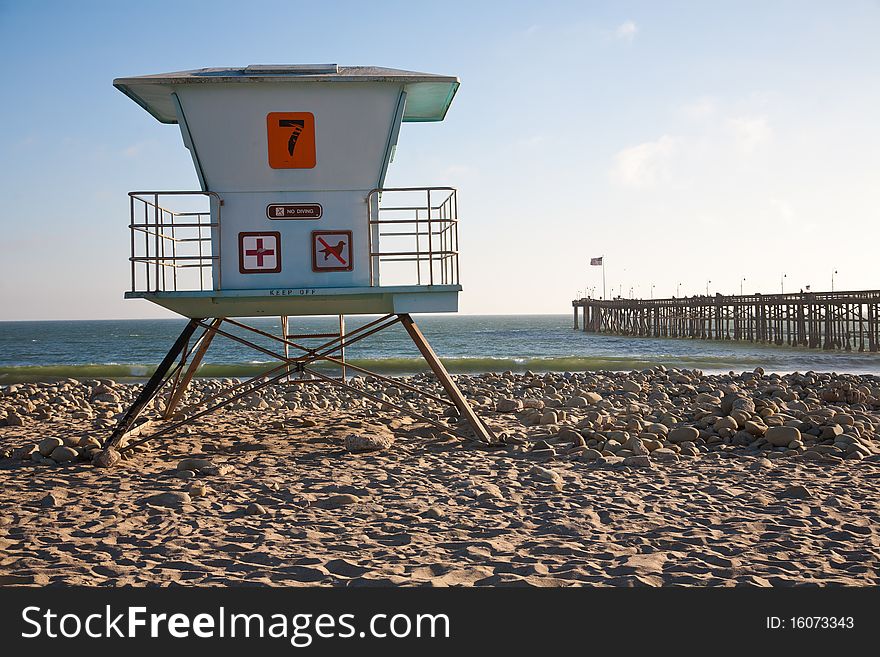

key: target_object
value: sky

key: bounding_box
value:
[1,0,879,320]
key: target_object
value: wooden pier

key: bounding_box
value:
[572,290,880,352]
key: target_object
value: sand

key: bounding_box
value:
[1,369,879,586]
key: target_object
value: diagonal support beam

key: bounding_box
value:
[103,318,201,449]
[398,314,497,444]
[163,318,222,419]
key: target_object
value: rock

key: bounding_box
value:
[496,398,522,412]
[5,412,24,427]
[188,483,208,497]
[92,448,122,468]
[556,427,582,442]
[765,426,801,447]
[621,380,642,393]
[651,448,679,462]
[39,491,66,507]
[581,448,603,461]
[78,437,102,449]
[715,416,738,432]
[12,445,37,460]
[142,492,192,508]
[622,455,653,468]
[423,506,445,520]
[820,424,844,440]
[49,446,78,463]
[314,494,361,509]
[245,502,267,515]
[38,437,64,457]
[172,470,197,480]
[797,450,827,462]
[750,457,774,470]
[582,392,602,404]
[629,437,649,456]
[777,484,813,500]
[177,457,213,472]
[344,432,394,453]
[743,420,767,437]
[667,426,699,444]
[201,464,235,476]
[529,465,562,483]
[539,410,558,425]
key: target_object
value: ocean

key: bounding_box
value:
[2,315,880,384]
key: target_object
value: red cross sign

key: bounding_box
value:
[239,232,281,273]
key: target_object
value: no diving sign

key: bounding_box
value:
[312,231,352,272]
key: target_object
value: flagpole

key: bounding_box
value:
[602,257,606,300]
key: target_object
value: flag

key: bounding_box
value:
[590,257,603,266]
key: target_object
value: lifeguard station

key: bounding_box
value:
[104,64,494,453]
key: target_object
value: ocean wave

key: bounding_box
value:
[0,353,861,383]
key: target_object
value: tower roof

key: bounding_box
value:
[114,64,459,124]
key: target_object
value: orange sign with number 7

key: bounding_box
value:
[267,112,316,169]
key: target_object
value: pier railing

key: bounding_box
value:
[572,291,880,352]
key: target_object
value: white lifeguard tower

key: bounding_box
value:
[104,64,494,451]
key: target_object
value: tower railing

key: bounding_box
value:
[129,191,221,293]
[366,187,460,287]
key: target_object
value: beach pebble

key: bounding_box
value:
[529,465,562,483]
[765,426,801,447]
[651,448,679,462]
[188,483,208,497]
[177,457,213,472]
[49,446,78,463]
[629,437,649,456]
[744,420,767,436]
[777,484,813,500]
[4,412,25,427]
[496,399,522,412]
[622,455,653,468]
[315,494,362,509]
[38,437,64,457]
[245,502,267,515]
[423,506,445,520]
[581,448,603,461]
[78,436,102,449]
[344,432,394,453]
[92,448,122,468]
[201,464,235,476]
[142,492,191,508]
[539,410,558,425]
[39,491,66,508]
[12,445,37,460]
[668,426,699,443]
[582,392,602,404]
[621,380,642,393]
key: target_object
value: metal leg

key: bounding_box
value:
[163,318,221,419]
[398,314,496,443]
[103,318,201,449]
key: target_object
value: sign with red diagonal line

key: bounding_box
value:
[239,232,281,273]
[311,230,353,272]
